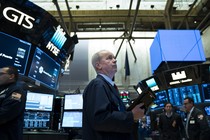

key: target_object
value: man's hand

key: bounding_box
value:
[131,103,145,121]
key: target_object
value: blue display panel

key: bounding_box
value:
[61,111,82,128]
[25,91,54,111]
[168,84,201,106]
[28,47,60,89]
[150,90,168,110]
[0,32,31,75]
[24,111,51,129]
[201,83,210,102]
[150,30,206,73]
[64,94,83,110]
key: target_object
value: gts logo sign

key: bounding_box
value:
[3,7,35,29]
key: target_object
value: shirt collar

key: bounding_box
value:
[189,106,194,114]
[98,73,115,86]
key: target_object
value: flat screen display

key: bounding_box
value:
[28,47,60,89]
[204,106,210,116]
[145,78,159,91]
[164,65,201,88]
[150,90,168,110]
[168,84,201,106]
[24,111,51,129]
[201,83,210,102]
[141,75,164,92]
[25,91,54,111]
[64,94,83,110]
[0,32,31,75]
[61,111,82,128]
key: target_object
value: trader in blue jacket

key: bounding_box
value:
[0,66,27,140]
[82,50,145,140]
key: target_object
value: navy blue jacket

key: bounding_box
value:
[0,82,26,140]
[82,75,134,140]
[186,108,210,140]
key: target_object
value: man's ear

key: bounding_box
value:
[9,74,15,80]
[95,62,101,69]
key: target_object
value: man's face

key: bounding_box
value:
[164,103,172,113]
[0,67,12,86]
[97,51,117,77]
[183,99,193,112]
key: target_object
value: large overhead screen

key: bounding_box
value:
[150,30,206,73]
[0,32,31,75]
[28,47,61,89]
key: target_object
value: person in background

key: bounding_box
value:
[183,97,210,140]
[82,50,145,140]
[158,102,185,140]
[0,66,27,140]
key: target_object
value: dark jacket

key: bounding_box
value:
[0,82,27,140]
[82,75,134,140]
[186,107,210,140]
[159,112,185,140]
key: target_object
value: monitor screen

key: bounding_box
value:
[168,84,201,106]
[61,111,82,128]
[201,83,210,102]
[150,90,168,110]
[204,106,210,116]
[24,111,51,129]
[145,77,159,91]
[0,32,31,75]
[25,91,54,111]
[141,75,165,92]
[163,65,201,88]
[28,47,61,89]
[64,94,83,110]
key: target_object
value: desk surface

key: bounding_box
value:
[23,130,69,135]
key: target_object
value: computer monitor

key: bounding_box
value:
[64,94,83,110]
[150,90,168,110]
[25,91,54,111]
[204,106,210,116]
[168,84,201,106]
[24,111,51,129]
[61,111,82,128]
[0,32,31,75]
[28,47,61,89]
[201,83,210,102]
[141,76,160,92]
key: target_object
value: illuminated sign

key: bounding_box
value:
[169,70,192,85]
[46,25,67,56]
[3,7,35,29]
[171,71,187,80]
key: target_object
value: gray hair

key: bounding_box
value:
[91,50,107,70]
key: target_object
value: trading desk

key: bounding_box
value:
[23,131,69,140]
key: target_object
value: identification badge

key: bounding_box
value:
[190,120,195,124]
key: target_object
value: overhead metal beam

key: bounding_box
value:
[164,0,174,29]
[64,0,76,34]
[196,11,210,31]
[177,0,198,29]
[128,0,141,39]
[52,0,69,34]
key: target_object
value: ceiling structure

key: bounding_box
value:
[31,0,210,38]
[29,0,210,94]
